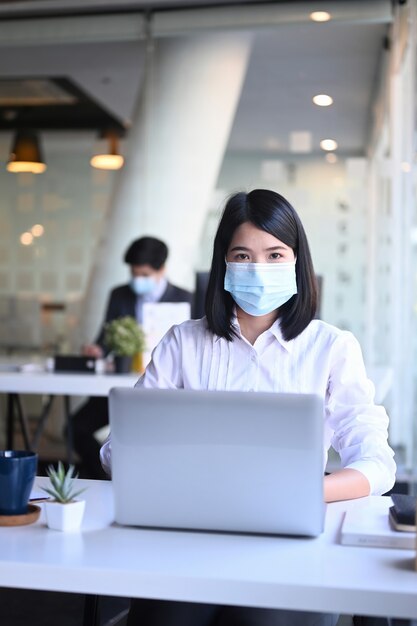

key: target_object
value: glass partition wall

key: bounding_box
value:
[363,0,417,481]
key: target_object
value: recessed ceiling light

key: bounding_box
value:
[401,161,411,173]
[325,153,338,164]
[320,139,338,151]
[31,224,44,237]
[310,11,331,22]
[313,94,333,107]
[20,232,33,246]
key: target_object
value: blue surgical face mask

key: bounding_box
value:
[130,276,157,296]
[224,261,297,316]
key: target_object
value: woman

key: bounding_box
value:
[101,189,396,626]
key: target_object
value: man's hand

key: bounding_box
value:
[82,344,104,358]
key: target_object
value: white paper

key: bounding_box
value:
[340,497,415,549]
[142,302,191,366]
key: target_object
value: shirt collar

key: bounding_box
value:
[269,318,293,353]
[230,310,293,353]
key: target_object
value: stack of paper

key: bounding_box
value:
[340,496,415,549]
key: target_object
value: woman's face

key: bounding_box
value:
[226,222,295,264]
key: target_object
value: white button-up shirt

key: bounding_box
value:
[100,316,396,495]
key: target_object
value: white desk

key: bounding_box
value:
[0,371,138,458]
[0,367,393,465]
[0,366,391,402]
[0,370,138,396]
[1,479,416,622]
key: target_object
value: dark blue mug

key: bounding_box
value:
[0,450,38,515]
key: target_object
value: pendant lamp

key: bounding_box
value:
[90,131,124,170]
[7,130,47,174]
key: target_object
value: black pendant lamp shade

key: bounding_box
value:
[7,130,47,174]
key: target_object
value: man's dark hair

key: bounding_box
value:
[124,237,168,270]
[205,189,318,342]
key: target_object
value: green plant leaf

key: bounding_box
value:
[104,316,146,356]
[43,461,86,503]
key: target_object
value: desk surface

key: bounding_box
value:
[0,371,139,396]
[0,479,416,620]
[0,366,391,403]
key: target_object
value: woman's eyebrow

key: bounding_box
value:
[229,245,287,252]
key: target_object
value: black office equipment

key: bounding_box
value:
[54,355,97,373]
[389,494,416,532]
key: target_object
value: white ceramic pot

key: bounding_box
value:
[44,499,86,531]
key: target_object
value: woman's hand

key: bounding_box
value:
[324,468,371,502]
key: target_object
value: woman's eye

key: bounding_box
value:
[235,253,249,261]
[269,252,281,260]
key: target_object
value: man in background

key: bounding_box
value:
[72,236,193,478]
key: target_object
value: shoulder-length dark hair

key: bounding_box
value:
[205,189,317,341]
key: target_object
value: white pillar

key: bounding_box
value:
[81,32,252,343]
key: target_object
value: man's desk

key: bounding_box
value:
[0,479,416,624]
[0,371,138,460]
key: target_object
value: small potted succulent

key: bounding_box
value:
[104,315,146,373]
[42,462,86,531]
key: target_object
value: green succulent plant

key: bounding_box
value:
[42,461,86,504]
[104,315,146,356]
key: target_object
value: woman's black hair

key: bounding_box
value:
[205,189,318,342]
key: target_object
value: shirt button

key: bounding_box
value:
[251,354,257,362]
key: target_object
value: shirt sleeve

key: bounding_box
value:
[134,325,183,389]
[99,325,183,474]
[99,434,112,476]
[326,331,396,495]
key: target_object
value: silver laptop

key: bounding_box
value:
[109,388,325,537]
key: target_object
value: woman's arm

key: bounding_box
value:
[326,331,396,497]
[135,325,183,389]
[324,468,370,502]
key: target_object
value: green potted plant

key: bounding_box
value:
[104,316,146,373]
[42,462,86,531]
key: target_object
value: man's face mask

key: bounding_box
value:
[130,275,157,296]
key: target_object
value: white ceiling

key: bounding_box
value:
[228,20,388,155]
[0,0,392,157]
